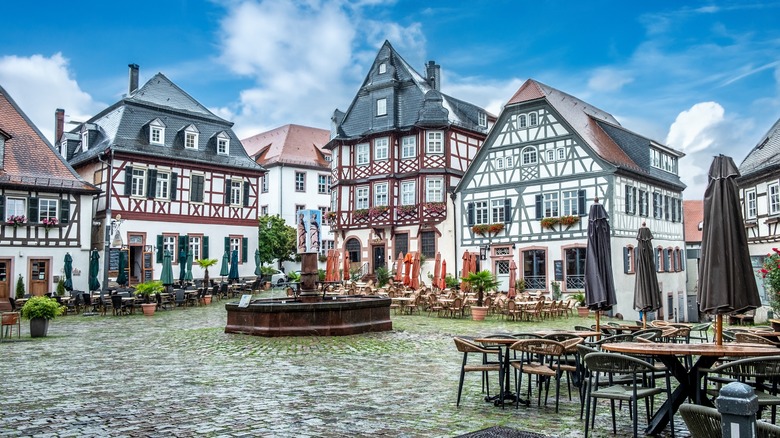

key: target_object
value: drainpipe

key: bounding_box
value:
[449,190,458,279]
[98,148,113,292]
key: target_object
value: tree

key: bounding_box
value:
[196,258,218,288]
[462,270,500,307]
[257,215,296,269]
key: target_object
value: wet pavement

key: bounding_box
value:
[1,295,685,437]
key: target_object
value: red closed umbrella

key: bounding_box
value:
[433,252,441,289]
[403,253,412,286]
[394,252,404,283]
[439,259,447,290]
[508,260,517,298]
[461,251,470,291]
[411,252,421,289]
[343,249,350,281]
[469,253,478,275]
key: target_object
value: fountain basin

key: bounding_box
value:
[224,295,392,337]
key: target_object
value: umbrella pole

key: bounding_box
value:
[716,314,723,346]
[643,314,647,330]
[595,310,600,334]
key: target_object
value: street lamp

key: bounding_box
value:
[479,245,488,261]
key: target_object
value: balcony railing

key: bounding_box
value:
[566,275,585,290]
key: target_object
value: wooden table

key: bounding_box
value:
[474,337,529,407]
[601,342,779,435]
[535,330,601,339]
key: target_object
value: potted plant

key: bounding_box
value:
[196,258,218,302]
[550,281,561,300]
[20,296,64,337]
[15,274,24,299]
[559,215,580,227]
[135,280,164,316]
[571,292,589,317]
[461,270,500,321]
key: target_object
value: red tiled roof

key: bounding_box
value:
[683,200,704,243]
[0,86,97,192]
[241,124,330,168]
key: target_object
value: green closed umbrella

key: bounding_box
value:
[161,250,174,287]
[185,251,193,282]
[88,250,101,291]
[117,250,128,286]
[220,250,229,279]
[254,249,261,276]
[179,249,188,283]
[228,249,239,282]
[63,253,73,291]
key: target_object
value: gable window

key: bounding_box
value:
[769,183,780,215]
[155,172,170,199]
[376,98,387,117]
[544,192,559,217]
[39,199,58,221]
[356,186,369,210]
[374,182,388,206]
[478,112,487,127]
[557,148,565,160]
[295,172,306,192]
[400,181,415,205]
[426,131,444,154]
[522,146,537,165]
[81,130,89,152]
[546,150,555,162]
[505,156,513,167]
[6,198,25,219]
[529,112,538,126]
[318,175,330,194]
[495,157,504,169]
[356,143,369,166]
[261,175,268,193]
[184,125,199,150]
[474,201,489,225]
[491,199,506,223]
[217,133,230,155]
[230,180,242,205]
[131,168,146,197]
[401,136,416,159]
[190,174,204,203]
[378,62,386,74]
[650,148,678,174]
[746,189,757,219]
[518,114,527,128]
[426,177,443,203]
[374,137,389,160]
[150,119,165,145]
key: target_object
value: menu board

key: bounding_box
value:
[108,248,121,272]
[554,260,563,281]
[144,269,153,282]
[143,252,153,269]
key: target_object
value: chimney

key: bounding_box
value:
[128,63,140,95]
[55,108,65,144]
[426,60,441,91]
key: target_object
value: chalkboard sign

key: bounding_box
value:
[144,269,153,282]
[554,260,563,281]
[143,252,152,269]
[109,248,121,271]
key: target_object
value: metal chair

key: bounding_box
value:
[509,339,566,412]
[453,337,503,407]
[680,403,780,438]
[1,311,21,340]
[689,322,712,343]
[702,355,780,423]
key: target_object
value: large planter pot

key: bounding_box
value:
[471,306,489,321]
[577,306,590,317]
[770,319,780,332]
[29,317,49,338]
[203,295,212,305]
[141,303,156,316]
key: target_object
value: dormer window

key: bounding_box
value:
[60,140,68,158]
[376,98,387,117]
[216,132,230,155]
[149,118,165,145]
[81,130,89,152]
[378,63,387,74]
[650,148,678,174]
[478,112,487,127]
[184,125,199,150]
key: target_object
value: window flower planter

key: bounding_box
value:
[396,205,417,215]
[6,215,26,228]
[353,209,369,220]
[559,215,580,227]
[540,217,560,230]
[472,223,505,236]
[368,206,389,219]
[423,202,446,214]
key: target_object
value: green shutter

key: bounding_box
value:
[156,235,163,263]
[170,172,178,200]
[178,235,188,263]
[124,166,133,196]
[243,181,250,207]
[242,237,248,263]
[59,199,70,224]
[147,169,157,199]
[0,195,5,221]
[503,198,511,224]
[224,236,230,252]
[224,179,230,205]
[28,197,39,223]
[202,236,209,259]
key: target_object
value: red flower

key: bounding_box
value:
[773,248,780,254]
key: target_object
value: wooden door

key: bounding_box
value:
[372,246,385,274]
[0,259,10,310]
[29,259,49,296]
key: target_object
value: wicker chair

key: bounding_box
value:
[702,355,780,423]
[735,332,780,346]
[453,337,503,407]
[509,339,566,412]
[680,403,780,438]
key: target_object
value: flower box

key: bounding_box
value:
[540,217,560,230]
[559,215,580,226]
[368,206,389,219]
[423,202,447,214]
[6,215,26,228]
[472,223,505,236]
[353,209,369,220]
[396,205,417,215]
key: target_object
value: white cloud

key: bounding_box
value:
[666,102,725,154]
[587,68,634,92]
[0,53,102,144]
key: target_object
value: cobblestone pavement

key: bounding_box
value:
[1,294,687,437]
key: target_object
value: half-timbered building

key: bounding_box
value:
[326,41,493,280]
[242,124,333,270]
[738,116,780,312]
[456,79,688,321]
[62,65,264,286]
[0,85,99,306]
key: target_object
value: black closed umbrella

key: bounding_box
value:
[584,199,617,334]
[698,155,761,344]
[633,223,661,328]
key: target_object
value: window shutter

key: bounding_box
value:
[632,187,637,214]
[623,247,630,274]
[202,236,209,259]
[178,235,188,262]
[156,235,164,263]
[663,249,670,272]
[124,166,133,196]
[224,236,230,252]
[242,237,248,263]
[680,251,685,271]
[624,185,630,214]
[503,198,511,224]
[170,172,178,200]
[535,194,543,219]
[28,197,39,223]
[0,195,5,221]
[578,190,586,215]
[224,179,231,205]
[147,169,157,199]
[243,181,250,207]
[467,203,475,226]
[654,248,660,272]
[59,199,70,224]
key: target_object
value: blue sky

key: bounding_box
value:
[1,0,779,199]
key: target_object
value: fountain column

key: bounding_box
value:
[298,253,320,303]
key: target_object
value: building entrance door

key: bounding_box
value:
[29,259,49,296]
[372,246,385,274]
[0,259,11,310]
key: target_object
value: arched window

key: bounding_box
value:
[518,114,527,128]
[529,112,538,126]
[345,238,361,264]
[522,146,538,165]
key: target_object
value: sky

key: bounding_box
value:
[1,0,779,200]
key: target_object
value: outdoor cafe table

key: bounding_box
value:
[534,330,601,339]
[601,341,779,435]
[474,337,530,407]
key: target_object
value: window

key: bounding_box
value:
[664,195,670,220]
[655,247,664,272]
[81,130,89,152]
[518,114,527,128]
[39,199,57,221]
[505,156,513,167]
[562,190,579,216]
[163,235,177,262]
[6,198,25,218]
[746,189,757,219]
[230,180,242,205]
[529,112,538,126]
[557,148,565,160]
[319,206,330,225]
[625,185,636,215]
[475,201,489,225]
[544,192,559,217]
[320,239,335,256]
[261,175,268,193]
[426,178,443,203]
[295,172,305,192]
[230,237,241,262]
[295,204,305,214]
[376,98,387,116]
[184,125,199,150]
[420,231,436,258]
[623,245,636,274]
[378,62,386,74]
[495,158,504,169]
[374,183,388,206]
[650,148,678,174]
[639,190,648,217]
[150,119,165,145]
[401,136,416,159]
[394,234,409,259]
[356,143,369,166]
[189,235,202,260]
[217,133,230,155]
[565,247,587,289]
[426,131,444,154]
[131,168,146,197]
[769,183,780,215]
[400,181,415,205]
[522,146,537,165]
[523,249,546,290]
[356,186,369,210]
[546,150,555,162]
[496,260,510,275]
[478,112,487,127]
[318,175,330,194]
[190,174,204,203]
[345,238,360,263]
[653,192,663,219]
[491,199,505,224]
[155,172,170,199]
[374,137,389,160]
[260,205,268,216]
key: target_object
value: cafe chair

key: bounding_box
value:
[583,352,674,438]
[702,356,780,424]
[735,332,780,347]
[509,339,566,412]
[680,403,780,438]
[1,311,21,341]
[689,322,713,343]
[453,337,503,407]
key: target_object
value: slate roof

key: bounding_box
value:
[330,41,490,141]
[67,73,264,173]
[506,79,685,190]
[0,85,98,193]
[683,200,704,243]
[242,124,330,169]
[738,117,780,180]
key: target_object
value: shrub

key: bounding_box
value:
[375,266,390,287]
[15,274,25,299]
[20,296,64,320]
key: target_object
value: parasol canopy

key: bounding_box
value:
[633,224,662,326]
[411,252,421,289]
[461,251,470,291]
[220,251,229,278]
[508,260,517,298]
[63,253,73,291]
[185,251,193,282]
[343,249,350,281]
[403,252,412,286]
[179,249,188,283]
[433,252,441,289]
[160,250,174,286]
[254,249,261,276]
[439,259,447,290]
[228,249,240,282]
[584,200,617,333]
[117,250,128,286]
[88,250,100,291]
[394,252,404,283]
